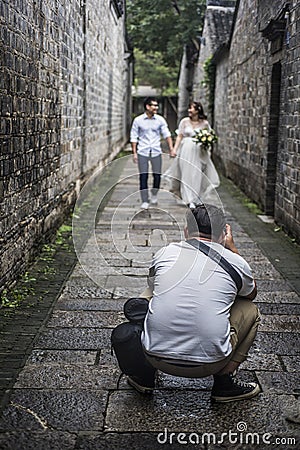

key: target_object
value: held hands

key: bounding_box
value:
[224,224,239,254]
[169,149,177,158]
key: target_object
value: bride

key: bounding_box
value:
[165,101,220,208]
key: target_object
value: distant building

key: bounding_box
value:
[193,0,236,122]
[189,0,300,241]
[132,85,178,133]
[177,42,200,122]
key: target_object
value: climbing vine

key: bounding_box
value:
[0,223,73,310]
[202,55,216,119]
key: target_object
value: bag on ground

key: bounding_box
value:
[111,298,156,381]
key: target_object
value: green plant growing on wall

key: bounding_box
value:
[1,273,36,309]
[242,199,263,215]
[202,55,216,119]
[0,222,73,310]
[55,224,73,249]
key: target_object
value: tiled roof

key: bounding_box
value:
[205,5,235,50]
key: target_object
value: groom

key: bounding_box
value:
[130,97,176,210]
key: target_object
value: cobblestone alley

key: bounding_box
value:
[0,154,299,449]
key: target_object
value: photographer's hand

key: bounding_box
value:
[224,224,239,254]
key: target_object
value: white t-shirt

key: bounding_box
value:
[141,241,255,364]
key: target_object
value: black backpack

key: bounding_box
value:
[111,298,156,383]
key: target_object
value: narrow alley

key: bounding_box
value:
[0,154,299,449]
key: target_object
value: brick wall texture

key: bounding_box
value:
[177,48,193,122]
[193,2,235,120]
[0,0,132,288]
[195,0,300,240]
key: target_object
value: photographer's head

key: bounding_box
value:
[186,204,226,241]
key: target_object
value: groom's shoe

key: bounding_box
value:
[150,195,158,205]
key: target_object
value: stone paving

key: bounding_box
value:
[0,155,299,449]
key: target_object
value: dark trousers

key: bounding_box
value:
[138,154,162,203]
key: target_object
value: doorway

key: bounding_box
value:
[266,62,281,215]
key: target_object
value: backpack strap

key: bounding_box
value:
[186,238,242,292]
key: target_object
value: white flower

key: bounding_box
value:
[192,128,218,148]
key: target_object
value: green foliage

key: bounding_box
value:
[133,48,179,95]
[55,224,73,249]
[242,199,263,215]
[40,244,56,262]
[1,273,36,309]
[0,222,73,310]
[126,0,206,88]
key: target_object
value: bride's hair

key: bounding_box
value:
[191,101,207,120]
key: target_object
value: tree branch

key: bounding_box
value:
[171,0,181,15]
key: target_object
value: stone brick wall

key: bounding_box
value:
[177,47,193,122]
[193,1,235,121]
[192,15,212,116]
[212,49,229,174]
[271,1,300,239]
[0,0,132,288]
[216,0,269,204]
[201,0,300,240]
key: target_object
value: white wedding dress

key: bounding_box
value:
[165,118,220,205]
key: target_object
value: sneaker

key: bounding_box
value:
[211,373,261,403]
[189,202,196,209]
[127,376,154,394]
[150,195,158,205]
[140,202,149,210]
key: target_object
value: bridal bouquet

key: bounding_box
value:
[192,128,218,149]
